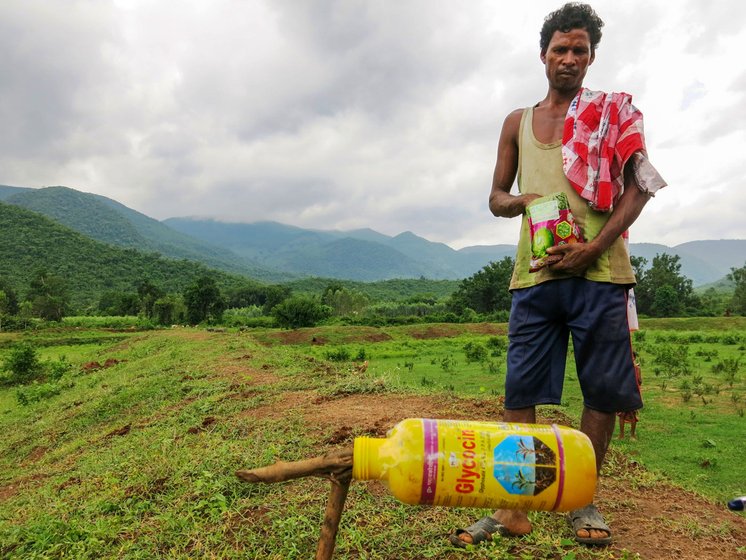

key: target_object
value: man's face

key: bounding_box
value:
[540,28,594,93]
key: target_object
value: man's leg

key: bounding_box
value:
[617,415,625,439]
[575,407,616,541]
[454,407,535,545]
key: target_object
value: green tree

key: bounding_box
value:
[728,263,746,315]
[0,291,9,332]
[634,254,698,317]
[321,281,345,301]
[98,291,140,316]
[448,257,515,314]
[26,270,69,322]
[698,287,728,317]
[272,296,331,329]
[0,278,19,315]
[630,255,647,282]
[226,283,291,313]
[261,285,292,313]
[18,301,33,329]
[152,295,182,325]
[651,285,679,317]
[136,279,164,319]
[322,286,370,317]
[183,276,226,324]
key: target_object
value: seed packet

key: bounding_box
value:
[526,192,584,272]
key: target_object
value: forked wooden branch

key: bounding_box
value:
[236,447,354,560]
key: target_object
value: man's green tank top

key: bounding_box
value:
[509,106,635,290]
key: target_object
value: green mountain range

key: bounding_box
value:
[163,217,518,281]
[1,185,283,282]
[2,184,745,296]
[164,218,745,286]
[0,201,257,310]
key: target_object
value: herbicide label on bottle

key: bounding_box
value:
[422,420,565,510]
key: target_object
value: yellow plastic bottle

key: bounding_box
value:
[352,418,596,512]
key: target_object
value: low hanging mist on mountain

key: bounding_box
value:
[2,184,745,287]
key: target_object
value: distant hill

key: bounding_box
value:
[0,184,31,200]
[627,241,744,286]
[5,186,285,282]
[164,218,518,281]
[163,219,433,280]
[4,184,744,287]
[0,202,256,310]
[165,217,745,286]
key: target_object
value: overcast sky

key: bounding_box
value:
[2,0,745,249]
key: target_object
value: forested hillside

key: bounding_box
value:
[164,218,518,280]
[165,217,745,286]
[0,202,257,311]
[5,186,284,282]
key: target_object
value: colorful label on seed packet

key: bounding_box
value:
[526,192,584,272]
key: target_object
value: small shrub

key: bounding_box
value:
[47,357,72,381]
[440,355,455,372]
[463,341,488,364]
[15,381,71,406]
[486,336,508,357]
[272,296,331,329]
[325,348,351,362]
[652,343,691,377]
[3,343,43,385]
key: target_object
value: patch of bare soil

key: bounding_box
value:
[405,323,509,339]
[211,362,281,387]
[244,390,746,559]
[599,459,746,559]
[22,446,49,465]
[261,327,393,346]
[467,323,508,336]
[408,324,466,339]
[0,473,50,503]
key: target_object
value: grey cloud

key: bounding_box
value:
[0,1,743,250]
[682,0,746,54]
[0,3,118,158]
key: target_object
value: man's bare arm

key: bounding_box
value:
[489,109,541,218]
[546,164,651,275]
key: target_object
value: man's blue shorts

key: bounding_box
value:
[505,278,642,413]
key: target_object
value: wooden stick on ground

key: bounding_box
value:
[236,447,354,560]
[316,472,351,560]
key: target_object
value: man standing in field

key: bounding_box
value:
[450,3,665,548]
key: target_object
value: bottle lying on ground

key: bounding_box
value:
[353,418,596,512]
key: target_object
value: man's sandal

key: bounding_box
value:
[567,504,612,545]
[448,516,510,548]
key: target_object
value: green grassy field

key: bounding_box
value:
[1,318,744,559]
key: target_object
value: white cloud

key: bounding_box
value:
[1,0,745,251]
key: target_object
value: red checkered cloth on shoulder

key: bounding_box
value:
[562,88,646,212]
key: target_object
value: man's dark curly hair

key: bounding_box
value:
[540,3,604,54]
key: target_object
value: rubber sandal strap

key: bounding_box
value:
[449,516,507,548]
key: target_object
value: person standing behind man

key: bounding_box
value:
[450,3,665,548]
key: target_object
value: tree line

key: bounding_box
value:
[449,254,745,319]
[1,254,744,331]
